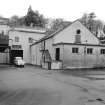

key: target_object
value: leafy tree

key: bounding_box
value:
[24,6,46,27]
[9,6,46,28]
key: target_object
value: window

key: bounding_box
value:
[100,49,105,54]
[12,45,22,49]
[15,37,19,42]
[76,29,81,34]
[87,48,93,54]
[72,48,78,53]
[28,37,33,43]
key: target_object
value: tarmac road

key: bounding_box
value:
[0,65,105,105]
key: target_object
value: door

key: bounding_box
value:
[55,48,60,61]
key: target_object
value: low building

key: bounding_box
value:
[30,20,105,69]
[0,33,9,64]
[0,17,10,64]
[9,27,46,64]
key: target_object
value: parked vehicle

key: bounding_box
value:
[14,57,25,67]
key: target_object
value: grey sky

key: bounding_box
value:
[0,0,105,21]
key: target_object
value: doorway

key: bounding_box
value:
[55,48,60,61]
[10,50,23,64]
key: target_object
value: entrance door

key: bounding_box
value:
[10,50,23,64]
[55,48,60,61]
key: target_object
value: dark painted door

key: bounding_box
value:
[55,48,60,61]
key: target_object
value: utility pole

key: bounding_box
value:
[84,40,87,67]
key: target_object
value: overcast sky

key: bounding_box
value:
[0,0,105,21]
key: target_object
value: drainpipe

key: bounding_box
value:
[84,40,87,67]
[62,43,64,69]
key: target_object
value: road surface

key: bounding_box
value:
[0,65,105,105]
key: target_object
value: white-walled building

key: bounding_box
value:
[9,27,46,64]
[30,20,105,69]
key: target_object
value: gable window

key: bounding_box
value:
[100,49,105,54]
[29,37,33,43]
[87,48,93,54]
[15,37,19,42]
[72,47,78,53]
[76,29,81,34]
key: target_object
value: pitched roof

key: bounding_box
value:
[9,27,46,34]
[31,19,100,46]
[31,21,72,46]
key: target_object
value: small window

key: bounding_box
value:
[72,48,78,53]
[15,37,19,42]
[76,29,81,34]
[100,49,105,54]
[87,48,93,54]
[29,37,33,43]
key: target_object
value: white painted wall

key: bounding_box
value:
[54,21,100,45]
[31,43,42,65]
[30,37,55,66]
[30,20,105,69]
[9,29,45,63]
[54,44,105,68]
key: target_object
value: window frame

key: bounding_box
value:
[15,36,19,42]
[87,48,93,54]
[72,47,79,53]
[100,49,105,54]
[28,37,33,43]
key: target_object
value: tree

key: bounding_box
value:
[80,12,104,36]
[45,18,71,35]
[80,13,89,26]
[9,15,19,26]
[45,18,63,35]
[9,6,47,28]
[24,6,46,27]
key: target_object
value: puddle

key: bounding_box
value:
[86,75,105,80]
[85,98,105,105]
[88,77,105,80]
[85,101,105,105]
